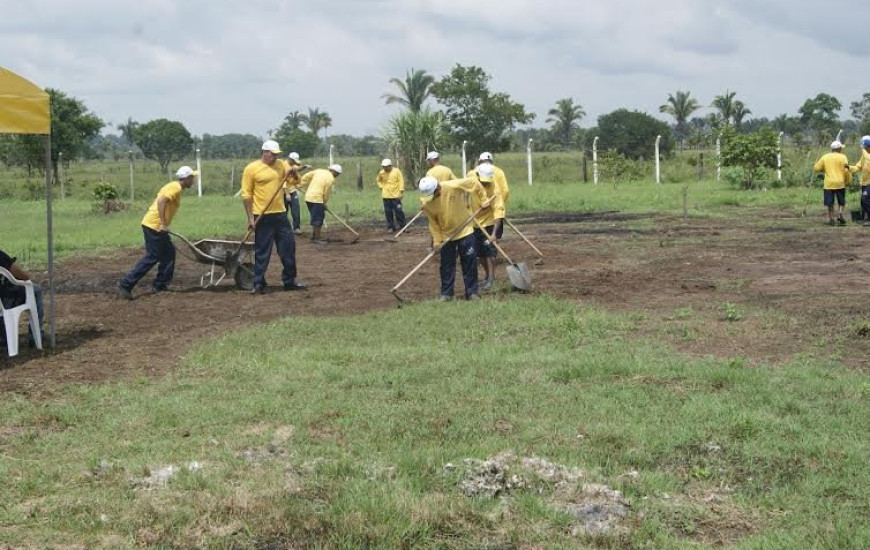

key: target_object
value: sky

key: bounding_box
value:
[3,0,869,139]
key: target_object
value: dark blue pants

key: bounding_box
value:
[284,192,301,230]
[383,198,406,230]
[440,233,478,298]
[120,226,175,291]
[861,187,870,220]
[253,213,297,288]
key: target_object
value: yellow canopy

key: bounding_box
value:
[0,67,50,135]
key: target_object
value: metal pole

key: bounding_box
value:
[716,137,721,182]
[655,135,662,184]
[128,150,134,201]
[58,151,64,201]
[44,135,56,351]
[195,148,202,197]
[593,136,599,186]
[776,132,784,182]
[526,138,533,186]
[461,140,467,177]
[329,144,334,166]
[836,129,843,143]
[230,165,235,193]
[357,161,363,191]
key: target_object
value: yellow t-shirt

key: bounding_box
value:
[426,164,457,183]
[423,178,487,246]
[141,181,183,231]
[850,149,870,186]
[241,159,287,214]
[468,168,506,222]
[492,164,509,210]
[302,169,336,204]
[282,160,304,193]
[376,168,405,199]
[813,152,851,190]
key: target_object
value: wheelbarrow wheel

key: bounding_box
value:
[234,262,255,290]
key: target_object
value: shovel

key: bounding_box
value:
[325,207,360,243]
[391,206,485,303]
[474,221,532,292]
[385,209,424,242]
[504,218,545,265]
[226,178,287,278]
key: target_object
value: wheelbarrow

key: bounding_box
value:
[170,231,255,290]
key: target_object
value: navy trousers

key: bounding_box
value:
[120,226,176,291]
[439,233,478,298]
[383,198,406,230]
[253,213,297,288]
[861,186,870,221]
[284,192,301,230]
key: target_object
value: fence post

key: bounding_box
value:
[357,161,363,191]
[195,148,202,197]
[128,151,134,201]
[593,136,599,186]
[698,152,704,181]
[777,132,784,182]
[582,154,588,183]
[526,139,533,186]
[58,151,64,200]
[461,140,467,178]
[716,137,721,182]
[230,165,235,193]
[655,135,662,184]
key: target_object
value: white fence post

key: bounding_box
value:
[329,144,334,165]
[196,148,202,197]
[777,132,784,182]
[128,151,134,201]
[716,137,721,182]
[461,140,467,177]
[526,138,533,186]
[655,135,662,184]
[593,136,599,186]
[58,151,64,200]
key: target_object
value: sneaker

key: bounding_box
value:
[467,294,481,301]
[117,283,133,301]
[312,238,327,244]
[283,281,308,291]
[387,227,396,233]
[250,285,266,295]
[293,228,303,235]
[152,286,168,293]
[863,221,870,227]
[439,295,452,302]
[481,278,494,291]
[838,216,847,226]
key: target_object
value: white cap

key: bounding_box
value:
[262,140,281,153]
[329,164,343,174]
[831,140,843,150]
[288,152,300,161]
[477,163,495,182]
[862,135,870,147]
[418,176,438,196]
[175,166,198,179]
[426,151,440,161]
[381,158,392,167]
[479,152,493,162]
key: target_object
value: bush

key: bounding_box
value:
[92,182,128,214]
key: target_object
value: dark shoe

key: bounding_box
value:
[293,228,303,235]
[117,283,133,301]
[283,281,308,291]
[250,285,266,295]
[838,216,847,226]
[312,238,327,244]
[467,294,481,301]
[152,286,168,293]
[862,221,870,227]
[481,278,494,291]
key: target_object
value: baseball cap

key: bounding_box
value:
[479,152,493,162]
[831,140,843,150]
[175,166,198,179]
[329,164,343,175]
[477,163,495,183]
[418,176,438,196]
[288,152,300,161]
[861,135,870,147]
[262,140,282,154]
[381,158,392,167]
[426,151,440,161]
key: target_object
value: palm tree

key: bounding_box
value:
[117,117,138,147]
[732,100,752,130]
[712,91,738,126]
[546,98,585,148]
[659,91,700,147]
[282,111,305,131]
[382,68,435,113]
[321,112,333,143]
[301,107,331,138]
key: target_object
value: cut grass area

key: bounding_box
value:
[2,296,869,548]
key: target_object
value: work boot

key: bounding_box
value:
[838,216,847,226]
[439,295,452,302]
[250,285,266,295]
[467,294,481,301]
[293,227,303,235]
[482,277,494,291]
[283,281,308,291]
[117,283,133,301]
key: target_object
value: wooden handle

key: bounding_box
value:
[234,178,287,254]
[325,208,360,236]
[505,218,544,257]
[475,220,516,265]
[394,209,424,239]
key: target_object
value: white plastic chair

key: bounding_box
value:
[0,267,43,357]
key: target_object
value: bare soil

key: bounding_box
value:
[5,212,870,395]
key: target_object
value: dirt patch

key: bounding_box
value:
[4,211,870,394]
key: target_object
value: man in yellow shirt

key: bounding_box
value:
[813,140,852,226]
[425,151,456,182]
[242,140,307,294]
[376,158,405,232]
[283,152,311,235]
[302,164,343,243]
[118,166,197,300]
[850,136,870,226]
[469,164,504,291]
[419,174,490,301]
[477,152,510,238]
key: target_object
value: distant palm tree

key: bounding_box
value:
[659,91,700,147]
[283,111,305,131]
[321,112,333,142]
[301,107,331,138]
[732,100,752,129]
[382,68,435,113]
[117,117,138,147]
[712,91,738,126]
[546,98,585,147]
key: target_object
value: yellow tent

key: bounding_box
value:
[0,67,56,350]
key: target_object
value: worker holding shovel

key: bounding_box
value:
[117,166,197,300]
[376,158,406,232]
[476,152,510,238]
[241,140,307,294]
[468,163,504,291]
[302,164,343,243]
[283,152,311,235]
[419,175,491,301]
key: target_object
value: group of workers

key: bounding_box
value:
[113,140,511,303]
[814,136,870,226]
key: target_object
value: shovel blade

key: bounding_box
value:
[505,262,532,292]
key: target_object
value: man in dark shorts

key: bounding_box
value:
[813,140,851,226]
[469,164,503,290]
